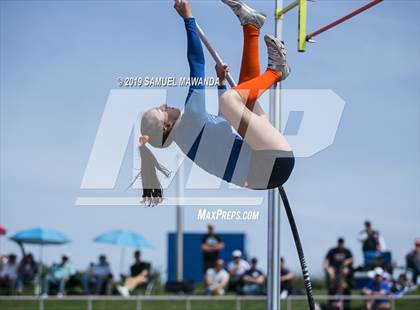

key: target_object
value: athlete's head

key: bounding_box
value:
[138,104,181,206]
[141,104,181,147]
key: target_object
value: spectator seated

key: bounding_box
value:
[361,267,392,310]
[16,254,38,295]
[227,250,249,293]
[391,273,416,296]
[42,255,76,297]
[117,250,153,297]
[119,264,154,295]
[241,258,265,295]
[205,259,229,296]
[81,255,113,295]
[0,254,18,295]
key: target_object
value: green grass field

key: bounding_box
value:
[1,280,419,310]
[0,287,419,310]
[0,296,419,310]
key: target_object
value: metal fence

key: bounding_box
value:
[0,295,419,310]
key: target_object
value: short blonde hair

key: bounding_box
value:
[141,109,165,148]
[141,108,175,148]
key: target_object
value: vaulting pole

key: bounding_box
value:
[279,186,315,310]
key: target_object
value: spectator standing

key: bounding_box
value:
[280,257,295,297]
[205,259,229,296]
[117,250,151,297]
[242,258,265,295]
[405,238,420,284]
[0,254,18,295]
[358,221,386,253]
[227,250,250,292]
[42,254,75,297]
[323,238,353,310]
[362,267,391,310]
[81,255,112,295]
[201,224,224,273]
[323,238,353,293]
[16,254,38,295]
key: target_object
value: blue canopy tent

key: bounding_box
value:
[94,229,154,276]
[10,227,71,293]
[11,227,71,245]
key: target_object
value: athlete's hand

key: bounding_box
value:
[215,64,229,85]
[174,0,193,19]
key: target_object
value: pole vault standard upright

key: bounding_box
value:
[176,155,184,282]
[267,1,282,309]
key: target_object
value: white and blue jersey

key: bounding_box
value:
[174,18,294,189]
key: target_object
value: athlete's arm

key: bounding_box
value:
[216,64,229,116]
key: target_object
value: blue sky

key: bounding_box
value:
[1,0,419,278]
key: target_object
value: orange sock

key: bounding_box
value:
[239,25,260,84]
[234,69,281,106]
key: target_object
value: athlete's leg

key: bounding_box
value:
[220,36,291,151]
[220,87,291,151]
[239,24,260,84]
[238,25,267,118]
[235,69,280,106]
[222,0,266,117]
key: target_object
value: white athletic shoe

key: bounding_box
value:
[221,0,266,29]
[264,34,291,80]
[117,285,130,297]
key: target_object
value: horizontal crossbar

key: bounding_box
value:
[306,0,384,41]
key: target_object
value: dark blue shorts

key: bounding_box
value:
[246,149,295,190]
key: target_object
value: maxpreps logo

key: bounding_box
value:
[76,89,344,207]
[197,209,260,221]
